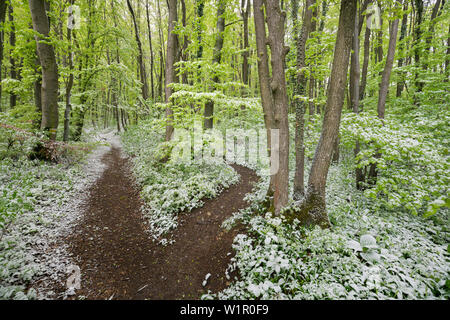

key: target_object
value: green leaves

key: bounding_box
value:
[340,112,448,217]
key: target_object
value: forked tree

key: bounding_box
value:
[253,0,290,214]
[286,0,357,228]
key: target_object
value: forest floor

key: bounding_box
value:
[61,140,258,299]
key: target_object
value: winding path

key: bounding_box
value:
[65,146,257,299]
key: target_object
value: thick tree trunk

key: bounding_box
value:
[254,0,290,214]
[203,0,225,129]
[29,0,59,140]
[287,0,357,228]
[164,0,178,141]
[292,0,314,199]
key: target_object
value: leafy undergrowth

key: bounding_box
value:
[0,125,103,299]
[0,159,84,299]
[121,120,239,245]
[204,161,449,300]
[202,113,449,300]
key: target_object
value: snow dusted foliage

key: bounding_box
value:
[121,120,239,244]
[340,113,448,217]
[0,130,115,300]
[204,161,449,300]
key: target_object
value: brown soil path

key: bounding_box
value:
[66,146,258,299]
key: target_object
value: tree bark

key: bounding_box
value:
[254,0,290,215]
[0,0,7,112]
[241,0,250,88]
[164,0,178,141]
[203,0,226,129]
[146,0,155,100]
[396,0,409,97]
[127,0,148,101]
[9,4,17,108]
[63,1,75,142]
[29,0,59,140]
[288,0,357,228]
[413,0,424,93]
[292,0,314,199]
[377,17,399,120]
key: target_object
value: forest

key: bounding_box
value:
[0,0,448,301]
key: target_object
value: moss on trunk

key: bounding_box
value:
[283,191,331,229]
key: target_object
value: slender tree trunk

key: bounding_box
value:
[292,0,314,199]
[203,0,225,129]
[63,1,75,142]
[0,0,7,112]
[164,0,178,141]
[127,0,148,101]
[396,0,409,97]
[360,23,370,102]
[241,0,250,89]
[377,18,400,120]
[368,13,400,185]
[8,5,17,108]
[413,0,424,93]
[157,0,165,101]
[146,0,155,100]
[288,0,357,228]
[424,0,443,69]
[29,0,59,140]
[180,0,189,84]
[349,4,365,189]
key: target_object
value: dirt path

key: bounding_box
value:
[65,146,258,299]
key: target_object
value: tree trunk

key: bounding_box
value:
[254,0,290,215]
[146,0,155,100]
[63,1,75,142]
[203,0,226,129]
[9,5,17,108]
[377,18,399,120]
[0,0,7,112]
[164,0,178,141]
[29,0,59,140]
[241,0,250,89]
[292,0,314,199]
[413,0,424,93]
[396,0,409,97]
[349,5,365,189]
[287,0,357,228]
[127,0,148,101]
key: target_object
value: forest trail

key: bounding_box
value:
[65,144,258,299]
